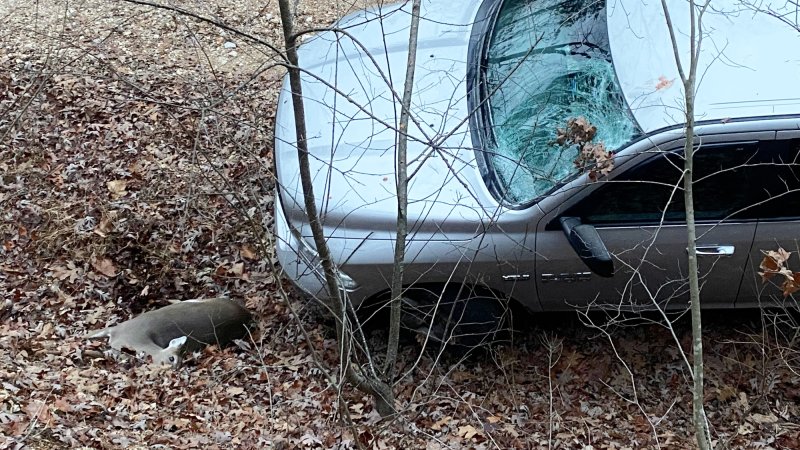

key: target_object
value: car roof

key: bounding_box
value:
[608,0,800,134]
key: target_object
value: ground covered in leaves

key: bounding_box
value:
[2,1,800,448]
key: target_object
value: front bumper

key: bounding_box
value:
[274,192,328,300]
[274,191,361,301]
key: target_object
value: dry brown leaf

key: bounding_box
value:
[781,272,800,297]
[759,247,800,296]
[92,257,118,277]
[227,386,244,396]
[53,397,73,412]
[715,384,738,403]
[759,248,792,281]
[107,179,128,199]
[24,400,52,423]
[430,416,452,431]
[50,264,80,283]
[95,213,116,236]
[738,422,755,435]
[557,117,614,181]
[458,424,480,439]
[759,254,780,282]
[240,244,258,261]
[751,413,779,424]
[230,262,245,277]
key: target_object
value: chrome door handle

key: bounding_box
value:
[695,245,734,257]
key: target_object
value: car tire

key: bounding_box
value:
[400,285,510,349]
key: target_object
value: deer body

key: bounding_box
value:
[87,297,252,368]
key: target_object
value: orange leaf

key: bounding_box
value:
[655,76,674,90]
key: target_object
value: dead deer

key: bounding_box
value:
[86,297,252,368]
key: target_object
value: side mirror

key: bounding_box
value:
[559,217,614,278]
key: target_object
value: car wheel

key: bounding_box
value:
[400,286,510,349]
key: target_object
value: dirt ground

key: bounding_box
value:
[1,0,799,448]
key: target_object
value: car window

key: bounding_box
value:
[744,139,800,220]
[566,140,800,225]
[481,0,638,204]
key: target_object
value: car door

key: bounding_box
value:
[734,135,800,306]
[534,138,767,310]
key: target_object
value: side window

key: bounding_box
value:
[566,140,800,225]
[567,150,685,224]
[742,139,800,220]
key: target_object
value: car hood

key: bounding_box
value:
[275,0,495,241]
[608,0,800,133]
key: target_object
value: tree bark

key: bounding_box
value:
[682,82,712,450]
[383,0,421,383]
[661,0,713,447]
[276,0,395,417]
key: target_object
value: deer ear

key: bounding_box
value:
[168,336,187,349]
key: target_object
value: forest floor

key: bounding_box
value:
[1,0,799,448]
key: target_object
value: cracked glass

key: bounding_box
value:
[483,0,638,203]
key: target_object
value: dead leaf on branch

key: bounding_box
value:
[759,247,800,296]
[781,272,800,297]
[759,247,792,281]
[555,116,596,146]
[555,116,614,182]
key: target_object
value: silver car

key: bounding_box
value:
[274,0,800,326]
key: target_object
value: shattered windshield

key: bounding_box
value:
[481,0,637,204]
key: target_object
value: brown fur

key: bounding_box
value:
[86,298,252,368]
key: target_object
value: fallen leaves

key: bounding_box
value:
[240,244,258,261]
[91,256,118,278]
[23,400,52,423]
[94,213,117,237]
[227,386,245,396]
[106,179,128,199]
[2,1,800,449]
[751,412,779,424]
[458,424,481,439]
[50,262,82,283]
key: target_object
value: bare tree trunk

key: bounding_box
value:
[682,84,712,450]
[661,1,712,448]
[383,0,421,383]
[276,0,395,417]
